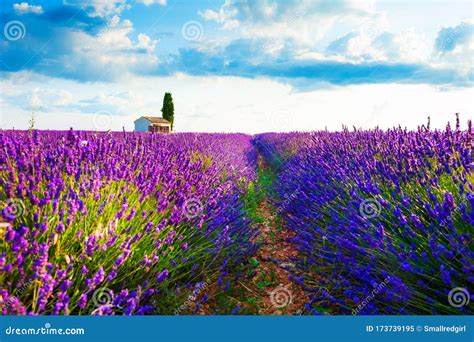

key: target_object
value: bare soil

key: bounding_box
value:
[198,153,307,315]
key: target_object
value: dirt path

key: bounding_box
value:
[252,155,307,314]
[199,153,307,315]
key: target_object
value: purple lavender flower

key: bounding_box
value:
[156,269,169,283]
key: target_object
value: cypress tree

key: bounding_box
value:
[161,92,174,131]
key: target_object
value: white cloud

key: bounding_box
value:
[63,0,129,17]
[75,90,145,116]
[93,0,130,16]
[13,2,43,14]
[197,0,436,69]
[30,93,42,108]
[0,77,74,112]
[138,0,167,6]
[199,0,470,76]
[137,33,158,53]
[29,88,73,111]
[200,0,379,46]
[199,9,221,22]
[325,28,430,64]
[107,15,121,28]
[65,16,159,80]
[1,72,472,132]
[432,20,473,76]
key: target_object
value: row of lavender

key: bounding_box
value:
[255,122,473,314]
[0,130,258,315]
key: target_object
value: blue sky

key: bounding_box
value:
[0,0,473,132]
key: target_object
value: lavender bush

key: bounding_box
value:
[1,121,472,315]
[254,120,473,315]
[0,130,258,315]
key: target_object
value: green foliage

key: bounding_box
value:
[242,181,264,223]
[27,112,36,131]
[161,92,174,130]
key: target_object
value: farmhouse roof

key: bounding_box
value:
[140,116,171,125]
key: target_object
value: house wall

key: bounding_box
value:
[135,117,172,133]
[134,117,151,132]
[156,124,171,132]
[149,124,171,133]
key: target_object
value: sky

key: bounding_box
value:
[0,0,473,132]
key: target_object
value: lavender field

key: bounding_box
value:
[1,120,472,315]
